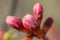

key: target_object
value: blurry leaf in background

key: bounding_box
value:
[46,26,60,40]
[3,29,18,40]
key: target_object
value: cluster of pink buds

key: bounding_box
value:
[5,2,53,40]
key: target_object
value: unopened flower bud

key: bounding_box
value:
[6,16,31,34]
[22,14,43,38]
[33,3,43,26]
[22,14,38,30]
[42,17,53,34]
[6,16,23,30]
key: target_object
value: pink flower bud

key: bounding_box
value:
[22,14,38,30]
[33,3,43,26]
[22,14,43,38]
[6,16,31,34]
[6,16,23,31]
[33,3,43,19]
[0,28,4,40]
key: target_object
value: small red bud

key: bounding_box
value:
[43,17,53,34]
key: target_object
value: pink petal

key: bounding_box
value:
[22,14,38,30]
[33,3,43,19]
[6,16,23,31]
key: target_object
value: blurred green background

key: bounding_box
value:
[0,0,60,40]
